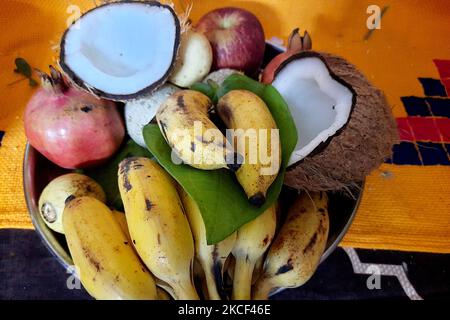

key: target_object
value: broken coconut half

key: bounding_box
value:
[273,52,355,166]
[265,30,397,191]
[60,1,181,101]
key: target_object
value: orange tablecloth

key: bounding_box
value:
[1,0,449,253]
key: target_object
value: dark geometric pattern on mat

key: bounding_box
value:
[1,229,449,300]
[387,59,450,165]
[418,78,447,97]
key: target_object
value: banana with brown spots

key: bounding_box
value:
[253,192,329,300]
[63,196,158,300]
[231,204,277,300]
[118,157,199,300]
[179,187,236,300]
[217,90,281,207]
[112,209,177,300]
[156,90,241,171]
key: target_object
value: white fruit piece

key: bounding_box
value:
[125,84,180,148]
[272,56,354,166]
[60,2,181,100]
[170,29,213,88]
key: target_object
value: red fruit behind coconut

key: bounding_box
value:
[24,67,125,169]
[261,28,311,84]
[196,7,266,76]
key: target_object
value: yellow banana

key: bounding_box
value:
[112,209,177,300]
[118,157,199,300]
[156,90,241,171]
[225,255,262,285]
[217,90,281,207]
[112,210,132,244]
[231,204,277,300]
[253,192,330,300]
[179,188,236,300]
[63,196,158,300]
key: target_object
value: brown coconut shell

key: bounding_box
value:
[284,52,398,191]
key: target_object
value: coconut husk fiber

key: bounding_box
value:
[284,52,399,191]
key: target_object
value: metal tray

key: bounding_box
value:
[22,43,363,297]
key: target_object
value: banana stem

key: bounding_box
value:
[173,282,200,300]
[232,257,255,300]
[252,277,274,300]
[202,263,222,300]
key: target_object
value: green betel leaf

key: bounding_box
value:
[86,140,153,211]
[190,82,217,102]
[144,75,297,244]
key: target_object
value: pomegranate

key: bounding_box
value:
[24,67,125,169]
[261,28,312,84]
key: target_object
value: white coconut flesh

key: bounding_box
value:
[272,57,354,166]
[61,2,179,98]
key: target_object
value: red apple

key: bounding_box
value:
[196,7,266,76]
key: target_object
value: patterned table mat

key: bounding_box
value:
[0,0,449,253]
[2,229,449,299]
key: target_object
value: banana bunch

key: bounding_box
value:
[63,197,158,300]
[179,188,236,300]
[156,90,241,171]
[217,90,281,207]
[59,167,330,301]
[118,157,199,300]
[253,192,330,300]
[231,205,277,300]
